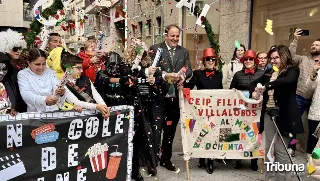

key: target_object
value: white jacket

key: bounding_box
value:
[225,59,243,89]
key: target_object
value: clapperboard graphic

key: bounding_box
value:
[0,153,26,181]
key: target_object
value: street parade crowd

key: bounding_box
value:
[0,25,320,181]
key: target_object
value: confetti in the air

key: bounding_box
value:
[310,8,318,16]
[265,19,274,35]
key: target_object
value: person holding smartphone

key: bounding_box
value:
[306,60,320,164]
[288,29,320,156]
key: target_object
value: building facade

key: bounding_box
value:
[0,0,34,32]
[84,0,124,55]
[126,0,182,51]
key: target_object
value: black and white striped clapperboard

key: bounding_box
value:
[0,153,26,181]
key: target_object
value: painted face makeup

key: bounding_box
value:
[0,63,8,81]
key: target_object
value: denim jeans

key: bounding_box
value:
[288,95,312,151]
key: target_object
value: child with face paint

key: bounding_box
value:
[229,50,264,171]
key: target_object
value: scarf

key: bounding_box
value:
[266,71,279,108]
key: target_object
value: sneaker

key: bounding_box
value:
[160,161,180,173]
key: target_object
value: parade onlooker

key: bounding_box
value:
[18,48,66,112]
[46,33,62,54]
[251,45,304,180]
[229,50,264,170]
[47,47,65,80]
[0,29,27,115]
[226,44,246,88]
[288,29,320,156]
[256,51,272,71]
[57,52,110,118]
[306,60,320,163]
[149,24,192,173]
[184,48,222,174]
[78,39,104,83]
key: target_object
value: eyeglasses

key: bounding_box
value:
[12,47,22,52]
[244,58,255,61]
[205,58,216,62]
[72,66,83,70]
[270,56,280,61]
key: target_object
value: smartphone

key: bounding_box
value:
[299,30,309,36]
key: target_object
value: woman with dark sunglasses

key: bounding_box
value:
[184,48,223,174]
[229,50,264,171]
[0,29,27,115]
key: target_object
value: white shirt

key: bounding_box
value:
[161,42,177,80]
[65,78,106,110]
[18,68,66,112]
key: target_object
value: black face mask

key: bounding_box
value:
[105,52,123,77]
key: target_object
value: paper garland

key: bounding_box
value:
[33,0,72,26]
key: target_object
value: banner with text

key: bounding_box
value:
[180,89,264,160]
[0,105,134,181]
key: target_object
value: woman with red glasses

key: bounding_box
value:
[184,48,223,174]
[229,50,264,171]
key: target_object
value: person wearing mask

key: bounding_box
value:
[17,48,66,112]
[0,29,28,115]
[225,44,246,88]
[78,39,104,83]
[305,59,320,165]
[289,29,320,156]
[251,45,304,180]
[184,48,222,174]
[256,51,272,71]
[149,24,192,173]
[229,50,264,170]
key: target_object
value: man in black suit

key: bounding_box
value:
[149,24,191,173]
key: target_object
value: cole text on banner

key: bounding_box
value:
[0,105,134,181]
[180,89,264,160]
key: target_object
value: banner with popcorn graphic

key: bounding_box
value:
[0,105,134,181]
[179,89,265,160]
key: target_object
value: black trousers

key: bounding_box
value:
[132,95,157,176]
[151,96,180,162]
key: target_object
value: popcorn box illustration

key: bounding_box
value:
[87,143,109,172]
[106,152,122,179]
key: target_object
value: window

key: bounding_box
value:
[186,0,203,16]
[146,20,152,36]
[156,17,161,35]
[138,21,143,37]
[131,25,136,37]
[251,0,320,54]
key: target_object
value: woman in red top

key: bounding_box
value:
[78,40,104,83]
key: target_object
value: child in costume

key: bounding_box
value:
[0,29,27,115]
